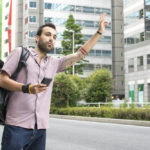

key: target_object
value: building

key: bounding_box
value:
[123,0,150,104]
[111,0,124,99]
[14,0,112,77]
[1,0,16,61]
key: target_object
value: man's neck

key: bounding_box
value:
[35,47,46,63]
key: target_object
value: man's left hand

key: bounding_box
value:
[98,13,109,34]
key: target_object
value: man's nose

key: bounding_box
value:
[49,36,54,42]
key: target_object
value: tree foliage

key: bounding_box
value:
[70,75,87,100]
[52,73,80,107]
[85,69,112,103]
[61,14,87,74]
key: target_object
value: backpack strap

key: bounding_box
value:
[11,47,30,83]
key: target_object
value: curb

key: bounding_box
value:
[50,114,150,127]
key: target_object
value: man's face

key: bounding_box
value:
[36,26,57,53]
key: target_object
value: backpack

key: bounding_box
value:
[0,47,30,125]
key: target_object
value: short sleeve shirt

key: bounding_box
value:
[1,47,66,129]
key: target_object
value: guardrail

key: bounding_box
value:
[77,101,150,108]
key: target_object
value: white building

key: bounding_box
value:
[1,0,17,61]
[124,0,150,104]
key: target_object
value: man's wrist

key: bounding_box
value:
[96,31,102,35]
[22,83,31,93]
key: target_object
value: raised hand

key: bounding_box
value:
[98,13,109,34]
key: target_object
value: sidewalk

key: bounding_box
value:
[50,114,150,127]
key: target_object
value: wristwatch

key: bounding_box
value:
[97,31,102,35]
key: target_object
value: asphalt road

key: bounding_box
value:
[0,118,149,150]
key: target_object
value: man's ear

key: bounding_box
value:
[35,35,39,43]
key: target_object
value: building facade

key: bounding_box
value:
[124,0,150,104]
[1,0,16,61]
[14,0,112,77]
[111,0,124,99]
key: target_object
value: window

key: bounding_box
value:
[147,54,150,69]
[124,33,143,45]
[140,9,144,19]
[145,0,150,5]
[4,52,8,57]
[96,50,101,56]
[5,2,9,8]
[45,3,52,9]
[57,33,62,40]
[48,48,54,54]
[45,17,52,23]
[88,50,95,56]
[75,6,82,12]
[75,20,82,26]
[5,15,8,20]
[128,58,134,72]
[55,48,62,54]
[140,32,144,41]
[29,16,36,23]
[102,50,111,57]
[147,54,150,64]
[5,27,8,31]
[83,21,94,27]
[83,7,94,13]
[29,31,36,38]
[100,36,111,43]
[102,8,111,15]
[95,8,102,14]
[84,64,94,71]
[29,2,36,8]
[137,56,143,71]
[102,64,112,70]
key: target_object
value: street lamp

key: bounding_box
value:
[70,30,75,75]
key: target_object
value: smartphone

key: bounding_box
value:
[41,78,52,86]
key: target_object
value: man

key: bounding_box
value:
[0,13,108,150]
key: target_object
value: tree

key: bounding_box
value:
[85,69,112,103]
[51,73,80,107]
[70,75,87,100]
[61,14,87,74]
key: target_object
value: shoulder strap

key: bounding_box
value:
[11,47,30,83]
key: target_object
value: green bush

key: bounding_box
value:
[70,75,87,100]
[50,107,150,121]
[52,73,80,107]
[85,69,112,103]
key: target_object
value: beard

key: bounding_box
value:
[37,38,53,53]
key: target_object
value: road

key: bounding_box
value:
[0,118,149,150]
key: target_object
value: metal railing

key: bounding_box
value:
[77,101,150,108]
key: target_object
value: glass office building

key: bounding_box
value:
[124,0,150,104]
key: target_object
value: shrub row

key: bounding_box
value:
[50,107,150,121]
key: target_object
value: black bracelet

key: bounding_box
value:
[97,31,102,35]
[22,83,30,93]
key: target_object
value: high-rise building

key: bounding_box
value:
[111,0,124,99]
[1,0,16,61]
[123,0,150,104]
[15,0,112,77]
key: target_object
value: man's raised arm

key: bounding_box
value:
[64,13,109,69]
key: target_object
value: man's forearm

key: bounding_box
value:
[0,73,23,92]
[64,32,101,69]
[82,32,101,53]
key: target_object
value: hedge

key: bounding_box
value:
[50,107,150,121]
